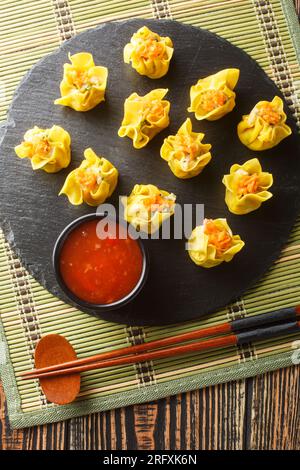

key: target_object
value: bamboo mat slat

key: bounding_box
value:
[0,0,300,428]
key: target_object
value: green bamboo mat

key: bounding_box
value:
[0,0,300,429]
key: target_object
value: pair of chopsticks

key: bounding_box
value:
[21,306,300,380]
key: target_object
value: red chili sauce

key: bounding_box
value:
[59,219,143,304]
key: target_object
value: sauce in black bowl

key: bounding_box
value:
[53,213,149,311]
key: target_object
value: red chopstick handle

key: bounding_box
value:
[21,322,232,378]
[23,334,238,380]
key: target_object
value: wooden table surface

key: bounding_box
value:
[1,2,300,451]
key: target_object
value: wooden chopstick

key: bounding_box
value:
[25,335,238,379]
[22,322,231,378]
[21,306,299,380]
[22,317,300,381]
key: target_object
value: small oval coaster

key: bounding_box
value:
[34,334,80,405]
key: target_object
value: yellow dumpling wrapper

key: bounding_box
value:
[59,148,118,206]
[188,218,245,268]
[188,68,240,121]
[222,158,273,215]
[54,52,108,112]
[122,184,176,234]
[123,26,173,79]
[118,89,170,149]
[15,125,71,173]
[237,96,292,150]
[160,118,212,179]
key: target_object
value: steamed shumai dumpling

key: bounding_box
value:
[118,89,170,149]
[222,158,273,215]
[188,68,240,121]
[188,218,245,268]
[54,52,108,112]
[59,148,118,206]
[15,125,71,173]
[123,26,173,79]
[122,184,176,234]
[160,118,212,179]
[237,96,291,150]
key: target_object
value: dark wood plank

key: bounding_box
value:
[0,383,23,450]
[246,366,300,450]
[68,409,130,450]
[21,421,68,450]
[66,383,246,450]
[1,365,300,450]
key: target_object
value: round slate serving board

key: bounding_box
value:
[0,19,300,326]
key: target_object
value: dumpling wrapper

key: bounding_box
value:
[15,125,71,173]
[122,184,176,234]
[160,118,212,179]
[118,89,170,149]
[188,68,240,121]
[54,52,108,112]
[222,158,273,215]
[237,96,292,150]
[124,26,173,79]
[188,218,245,268]
[59,148,118,206]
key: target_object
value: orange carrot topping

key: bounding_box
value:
[200,90,227,112]
[76,169,97,191]
[174,134,200,159]
[144,194,173,212]
[258,103,280,125]
[237,173,259,196]
[146,100,164,122]
[35,139,51,157]
[72,71,88,89]
[136,37,164,60]
[204,219,232,256]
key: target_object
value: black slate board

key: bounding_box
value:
[0,19,300,326]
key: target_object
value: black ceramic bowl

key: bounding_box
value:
[53,213,149,312]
